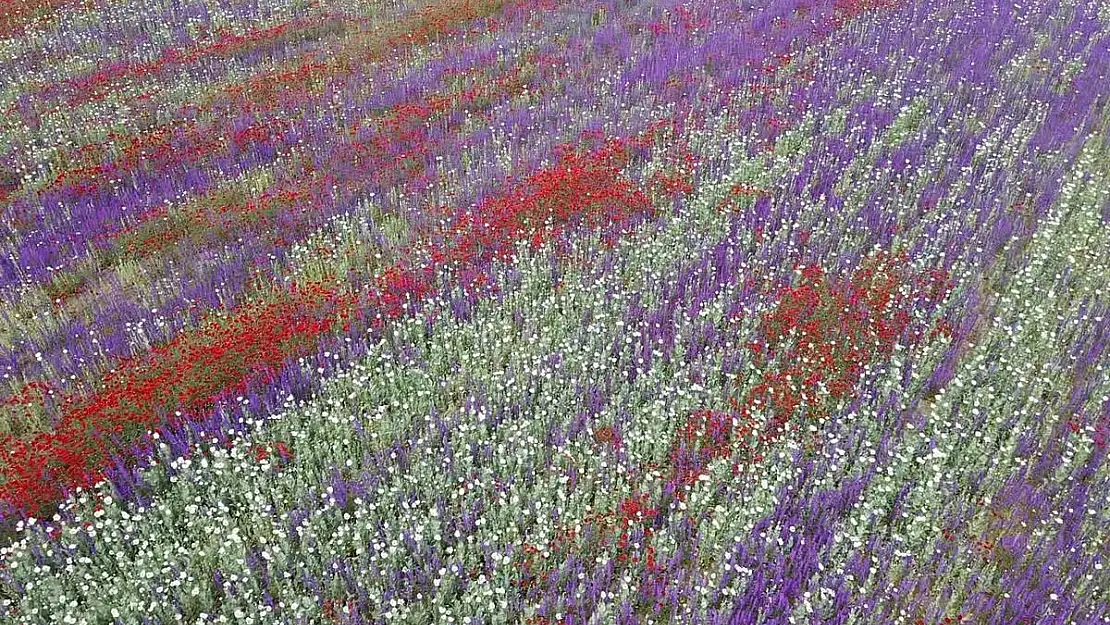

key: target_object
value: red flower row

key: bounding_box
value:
[0,132,664,522]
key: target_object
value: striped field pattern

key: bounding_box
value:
[0,0,1109,622]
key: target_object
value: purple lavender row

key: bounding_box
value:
[0,13,574,398]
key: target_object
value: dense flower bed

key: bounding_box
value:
[0,0,1109,622]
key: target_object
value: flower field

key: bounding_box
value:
[0,0,1109,621]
